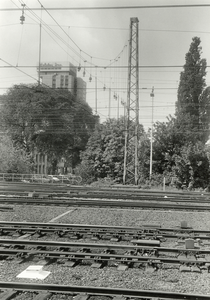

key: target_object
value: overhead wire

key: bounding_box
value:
[17,0,130,93]
[0,58,109,122]
[2,4,210,11]
[2,1,210,126]
[37,0,103,62]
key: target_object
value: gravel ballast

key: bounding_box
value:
[1,205,210,230]
[0,204,210,295]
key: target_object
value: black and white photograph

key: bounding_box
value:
[0,1,210,299]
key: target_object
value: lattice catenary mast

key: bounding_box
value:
[123,17,139,185]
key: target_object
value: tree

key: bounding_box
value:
[0,135,32,174]
[71,100,99,168]
[152,117,179,175]
[176,37,207,138]
[77,117,147,184]
[148,112,208,187]
[199,86,210,142]
[79,118,125,182]
[0,84,97,173]
[173,142,209,189]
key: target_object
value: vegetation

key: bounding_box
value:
[0,37,210,190]
[75,117,149,184]
[77,36,210,189]
[0,84,97,174]
[0,135,32,174]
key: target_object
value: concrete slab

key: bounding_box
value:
[17,265,50,279]
[191,265,201,273]
[117,264,128,271]
[181,221,188,229]
[185,239,194,249]
[91,262,102,268]
[180,265,191,272]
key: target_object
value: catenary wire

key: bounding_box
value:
[2,4,210,11]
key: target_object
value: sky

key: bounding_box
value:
[1,0,210,130]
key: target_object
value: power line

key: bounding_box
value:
[0,58,38,82]
[18,1,128,68]
[0,86,179,91]
[1,64,209,68]
[0,60,107,120]
[1,4,210,11]
[3,22,210,35]
[0,65,189,68]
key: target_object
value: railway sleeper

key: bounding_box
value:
[179,262,208,272]
[77,247,91,253]
[0,289,18,300]
[33,230,46,237]
[68,233,82,240]
[110,236,120,242]
[74,293,88,300]
[11,244,25,250]
[91,258,107,269]
[90,233,101,241]
[12,229,25,237]
[55,230,67,237]
[0,229,9,236]
[138,249,158,257]
[102,249,115,254]
[33,292,53,300]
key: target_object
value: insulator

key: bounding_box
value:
[78,64,81,72]
[89,75,92,82]
[83,70,86,77]
[20,15,25,24]
[103,85,106,91]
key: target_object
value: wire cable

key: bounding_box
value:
[2,4,210,11]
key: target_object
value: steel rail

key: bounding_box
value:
[0,282,209,299]
[0,197,210,211]
[0,239,210,259]
[48,193,210,203]
[0,206,13,211]
[0,222,210,241]
[0,190,209,203]
[0,247,209,266]
[0,182,209,199]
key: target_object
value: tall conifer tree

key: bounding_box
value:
[176,37,206,134]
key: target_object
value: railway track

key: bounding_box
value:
[1,221,210,243]
[0,282,209,300]
[1,184,210,297]
[1,196,210,211]
[0,182,209,202]
[1,239,210,272]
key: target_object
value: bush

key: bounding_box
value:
[74,162,95,184]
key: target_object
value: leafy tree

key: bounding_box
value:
[173,142,209,189]
[199,86,210,141]
[147,38,208,189]
[151,115,194,176]
[151,113,206,185]
[79,118,125,182]
[176,37,207,139]
[71,100,98,168]
[78,117,148,184]
[0,84,96,173]
[152,117,180,175]
[0,135,32,174]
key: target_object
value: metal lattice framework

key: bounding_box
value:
[123,17,139,185]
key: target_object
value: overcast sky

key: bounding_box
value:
[1,0,210,129]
